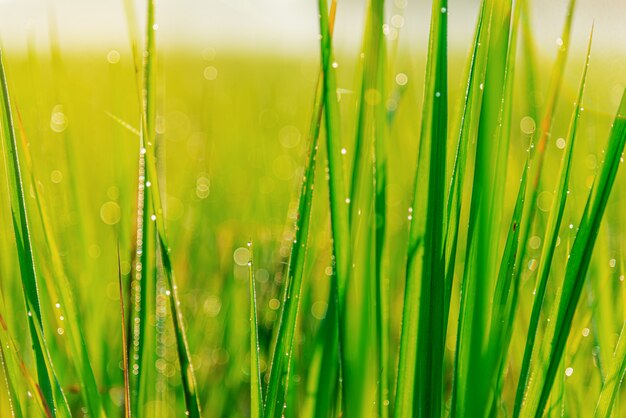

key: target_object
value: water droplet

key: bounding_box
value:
[50,104,68,133]
[341,148,347,155]
[332,62,339,69]
[520,116,536,135]
[565,367,574,377]
[609,259,616,268]
[395,73,408,86]
[345,198,351,204]
[107,49,120,64]
[203,66,218,81]
[150,214,157,221]
[582,328,590,337]
[556,138,566,149]
[440,6,447,13]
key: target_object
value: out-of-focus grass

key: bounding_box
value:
[0,0,625,416]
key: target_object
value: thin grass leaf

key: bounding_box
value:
[248,242,263,418]
[513,26,594,418]
[594,321,626,418]
[14,106,105,418]
[0,49,72,418]
[263,4,336,417]
[516,0,577,274]
[117,245,132,418]
[522,89,626,418]
[135,1,202,416]
[317,0,351,414]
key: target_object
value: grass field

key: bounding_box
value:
[0,0,626,417]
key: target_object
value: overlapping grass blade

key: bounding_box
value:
[128,1,203,416]
[248,242,263,418]
[14,104,104,418]
[452,0,515,415]
[516,0,577,272]
[594,322,626,417]
[521,89,626,417]
[513,26,594,418]
[117,246,132,418]
[0,49,72,418]
[316,0,351,413]
[263,4,336,416]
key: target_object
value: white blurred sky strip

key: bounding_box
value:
[0,0,625,55]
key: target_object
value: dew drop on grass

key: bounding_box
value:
[565,367,574,377]
[233,247,251,266]
[150,214,157,221]
[279,125,301,148]
[269,299,280,310]
[345,198,351,204]
[556,137,566,149]
[50,104,68,133]
[341,147,347,155]
[50,170,63,183]
[100,201,121,225]
[520,116,536,135]
[57,328,64,335]
[106,49,120,64]
[332,61,339,69]
[609,259,616,268]
[395,73,408,86]
[55,303,61,309]
[440,6,447,13]
[203,66,218,81]
[582,328,590,337]
[529,236,541,250]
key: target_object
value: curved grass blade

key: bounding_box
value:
[117,245,132,418]
[0,49,71,418]
[131,1,203,416]
[522,89,626,417]
[317,0,351,414]
[263,4,336,417]
[516,0,577,274]
[512,26,594,418]
[452,0,516,415]
[487,157,529,415]
[248,242,263,418]
[14,105,105,418]
[594,322,626,418]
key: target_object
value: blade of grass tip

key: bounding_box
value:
[14,105,105,418]
[443,0,488,323]
[0,49,71,418]
[117,244,132,418]
[0,299,23,418]
[453,0,515,415]
[523,89,626,418]
[0,312,51,418]
[410,0,448,417]
[317,0,351,414]
[594,321,626,418]
[516,0,577,275]
[486,156,529,414]
[519,0,540,124]
[139,2,202,416]
[263,4,336,417]
[344,0,386,414]
[512,26,593,418]
[248,242,263,418]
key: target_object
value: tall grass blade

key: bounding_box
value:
[248,242,263,418]
[522,89,626,417]
[513,26,594,418]
[516,0,577,272]
[0,49,71,418]
[263,4,336,416]
[118,245,132,418]
[594,322,626,418]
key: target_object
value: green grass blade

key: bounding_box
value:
[0,49,72,418]
[14,105,105,418]
[248,242,263,418]
[594,322,626,418]
[414,0,448,416]
[513,26,593,418]
[522,89,626,417]
[118,246,132,418]
[138,1,202,416]
[516,0,577,274]
[263,5,336,417]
